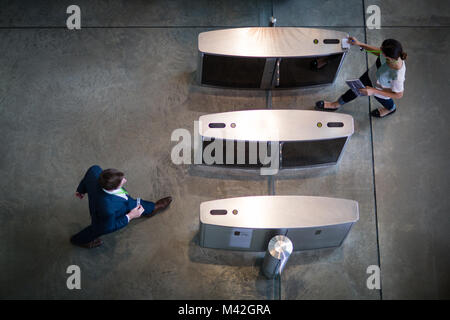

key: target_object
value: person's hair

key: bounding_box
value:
[98,168,124,190]
[381,39,407,60]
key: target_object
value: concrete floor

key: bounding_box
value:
[0,0,449,299]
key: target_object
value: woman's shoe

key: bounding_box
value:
[315,100,340,112]
[371,107,396,118]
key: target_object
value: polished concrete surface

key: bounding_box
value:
[0,0,449,299]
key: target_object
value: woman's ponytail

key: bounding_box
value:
[400,51,407,60]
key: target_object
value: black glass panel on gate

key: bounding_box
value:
[277,53,344,88]
[281,137,348,168]
[201,54,266,88]
[202,138,270,168]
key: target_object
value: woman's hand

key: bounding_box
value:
[348,36,361,46]
[359,86,375,96]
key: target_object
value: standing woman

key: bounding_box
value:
[316,37,407,118]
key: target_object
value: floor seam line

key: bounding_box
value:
[363,0,383,300]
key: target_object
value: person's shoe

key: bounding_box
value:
[149,196,173,216]
[371,107,396,118]
[315,100,340,112]
[78,238,103,249]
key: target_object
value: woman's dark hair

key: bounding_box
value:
[381,39,407,60]
[99,168,124,190]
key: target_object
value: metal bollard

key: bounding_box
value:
[262,235,293,279]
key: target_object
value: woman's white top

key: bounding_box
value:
[368,54,406,100]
